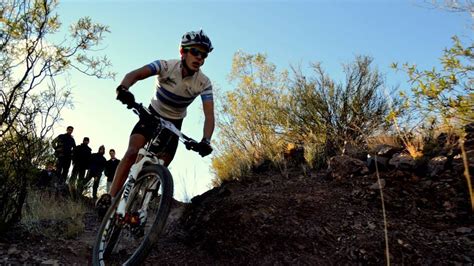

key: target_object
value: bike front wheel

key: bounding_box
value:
[92,164,174,266]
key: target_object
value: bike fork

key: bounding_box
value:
[116,148,160,217]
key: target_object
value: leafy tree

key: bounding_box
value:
[212,51,289,181]
[286,56,398,162]
[392,36,473,126]
[0,0,113,231]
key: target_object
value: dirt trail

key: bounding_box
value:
[0,209,97,264]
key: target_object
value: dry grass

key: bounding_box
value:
[362,135,391,265]
[459,137,474,211]
[370,154,390,266]
[21,189,87,238]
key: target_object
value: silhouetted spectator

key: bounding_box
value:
[70,137,92,186]
[37,162,57,189]
[52,126,76,184]
[104,149,120,192]
[84,145,106,199]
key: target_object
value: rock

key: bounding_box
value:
[366,155,390,170]
[427,156,447,177]
[443,201,454,210]
[455,227,472,234]
[20,251,30,261]
[389,153,416,170]
[463,255,472,263]
[464,122,474,147]
[7,246,20,255]
[327,155,369,179]
[369,179,386,190]
[41,259,59,265]
[452,150,474,173]
[66,246,77,256]
[366,144,403,171]
[370,144,403,157]
[367,222,376,230]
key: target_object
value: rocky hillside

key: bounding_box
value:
[148,164,472,264]
[0,130,473,264]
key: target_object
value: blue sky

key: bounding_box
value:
[51,0,472,201]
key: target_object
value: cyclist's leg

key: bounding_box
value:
[109,133,147,197]
[160,136,179,167]
[158,116,183,167]
[108,113,161,197]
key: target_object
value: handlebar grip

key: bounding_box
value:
[184,140,199,152]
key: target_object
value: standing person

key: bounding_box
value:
[36,162,57,189]
[104,149,120,193]
[85,145,107,199]
[70,137,92,188]
[96,30,214,208]
[52,126,76,184]
[36,162,58,197]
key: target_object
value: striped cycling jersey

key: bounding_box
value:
[147,59,213,119]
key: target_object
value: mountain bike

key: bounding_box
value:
[92,98,202,265]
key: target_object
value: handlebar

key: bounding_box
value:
[134,103,201,151]
[117,90,201,153]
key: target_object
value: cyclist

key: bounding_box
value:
[96,30,214,207]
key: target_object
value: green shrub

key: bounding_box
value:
[212,53,397,183]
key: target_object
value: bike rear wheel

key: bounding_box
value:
[92,164,174,265]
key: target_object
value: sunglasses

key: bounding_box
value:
[184,47,208,59]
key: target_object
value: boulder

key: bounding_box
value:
[367,144,403,171]
[427,156,448,177]
[452,150,474,174]
[369,144,403,157]
[328,155,369,179]
[464,122,474,148]
[367,155,390,171]
[389,153,416,170]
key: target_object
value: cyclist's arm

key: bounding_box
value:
[119,65,156,89]
[202,100,214,141]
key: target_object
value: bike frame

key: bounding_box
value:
[116,148,162,217]
[114,106,195,219]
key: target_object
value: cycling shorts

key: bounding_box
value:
[131,106,183,161]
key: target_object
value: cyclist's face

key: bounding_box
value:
[182,45,207,72]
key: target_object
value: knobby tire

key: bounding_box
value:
[92,164,174,266]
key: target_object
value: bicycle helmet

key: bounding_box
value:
[180,30,214,52]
